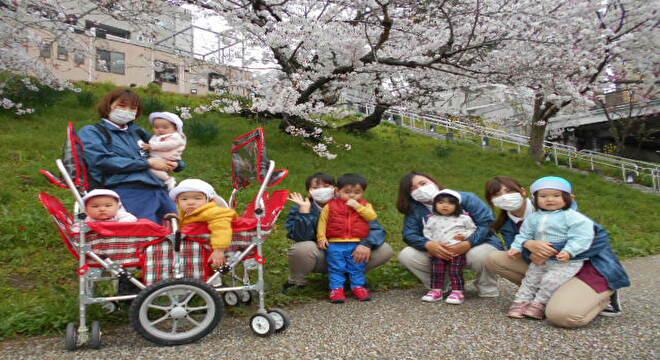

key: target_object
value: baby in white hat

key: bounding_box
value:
[71,189,138,232]
[170,179,237,268]
[141,112,187,190]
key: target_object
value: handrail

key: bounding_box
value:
[341,94,659,192]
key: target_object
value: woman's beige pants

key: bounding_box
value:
[486,250,613,328]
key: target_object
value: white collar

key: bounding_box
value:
[103,118,128,131]
[507,198,534,223]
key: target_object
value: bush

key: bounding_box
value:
[142,96,166,115]
[187,117,220,145]
[75,90,96,107]
[0,75,63,111]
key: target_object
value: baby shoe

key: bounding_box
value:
[421,289,444,302]
[352,286,371,301]
[507,301,530,319]
[523,301,546,320]
[329,288,346,303]
[445,290,465,305]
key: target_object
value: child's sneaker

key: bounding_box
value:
[507,301,529,319]
[523,301,546,320]
[352,286,371,301]
[445,290,465,304]
[329,288,346,303]
[421,289,444,302]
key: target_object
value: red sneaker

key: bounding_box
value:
[329,288,346,303]
[352,286,371,301]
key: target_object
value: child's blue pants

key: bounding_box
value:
[327,242,367,290]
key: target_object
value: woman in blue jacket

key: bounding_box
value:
[284,172,393,291]
[79,89,183,223]
[484,176,630,328]
[397,172,502,298]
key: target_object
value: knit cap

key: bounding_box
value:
[435,189,462,204]
[82,189,121,204]
[169,179,217,201]
[149,112,184,137]
[530,176,572,194]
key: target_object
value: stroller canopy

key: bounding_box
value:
[232,128,287,190]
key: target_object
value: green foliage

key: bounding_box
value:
[142,96,167,115]
[75,90,96,107]
[0,81,658,339]
[434,144,453,158]
[0,74,64,111]
[186,115,221,145]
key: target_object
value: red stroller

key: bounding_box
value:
[40,125,290,349]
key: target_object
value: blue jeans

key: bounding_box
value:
[327,242,366,290]
[113,187,176,223]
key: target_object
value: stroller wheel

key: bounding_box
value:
[64,322,78,351]
[239,290,252,305]
[89,321,102,349]
[130,279,223,346]
[249,313,275,337]
[267,308,291,333]
[223,291,239,306]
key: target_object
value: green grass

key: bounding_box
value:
[0,83,658,338]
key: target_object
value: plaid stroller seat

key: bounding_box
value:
[142,189,289,285]
[39,192,170,269]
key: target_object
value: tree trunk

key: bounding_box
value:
[528,93,547,163]
[339,104,388,132]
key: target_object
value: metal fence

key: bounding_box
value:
[344,99,660,192]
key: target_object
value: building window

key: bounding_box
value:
[96,49,125,74]
[39,42,52,58]
[154,61,178,84]
[85,21,130,39]
[208,73,228,93]
[73,51,85,65]
[57,45,68,61]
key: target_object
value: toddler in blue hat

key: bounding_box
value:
[506,176,594,320]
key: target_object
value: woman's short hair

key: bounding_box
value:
[396,171,445,215]
[97,88,144,119]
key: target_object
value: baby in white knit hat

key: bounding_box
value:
[140,112,187,190]
[71,189,138,232]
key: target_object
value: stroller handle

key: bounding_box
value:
[56,159,85,210]
[254,160,276,216]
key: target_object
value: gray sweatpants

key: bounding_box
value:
[514,260,584,304]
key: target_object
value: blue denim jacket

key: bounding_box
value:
[285,203,387,249]
[79,120,184,188]
[501,217,631,290]
[402,192,503,251]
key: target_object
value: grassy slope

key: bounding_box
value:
[0,84,658,338]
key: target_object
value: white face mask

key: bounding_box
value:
[492,193,524,211]
[109,108,137,125]
[309,187,335,204]
[411,183,440,204]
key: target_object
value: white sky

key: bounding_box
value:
[184,4,274,74]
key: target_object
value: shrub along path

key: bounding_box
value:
[1,255,657,359]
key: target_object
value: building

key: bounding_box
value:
[9,1,252,97]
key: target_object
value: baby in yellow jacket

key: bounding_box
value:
[169,179,237,267]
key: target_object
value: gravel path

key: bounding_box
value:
[2,256,658,360]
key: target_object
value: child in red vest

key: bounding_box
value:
[317,173,377,303]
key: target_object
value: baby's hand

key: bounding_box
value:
[556,251,572,262]
[346,199,360,209]
[507,248,521,258]
[209,249,226,268]
[317,239,329,250]
[454,234,467,241]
